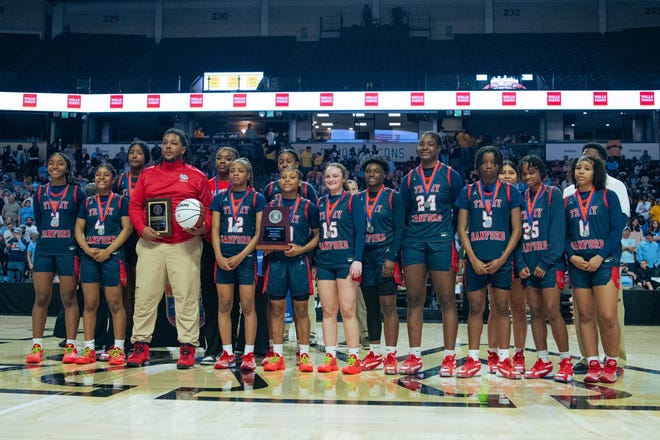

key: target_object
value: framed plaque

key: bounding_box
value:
[146,198,172,237]
[257,205,291,250]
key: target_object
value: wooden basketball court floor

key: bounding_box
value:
[0,315,658,439]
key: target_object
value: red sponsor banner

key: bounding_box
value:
[146,94,160,108]
[546,91,561,106]
[365,92,379,106]
[67,95,81,109]
[640,91,655,106]
[110,95,124,109]
[189,93,203,108]
[502,92,517,106]
[275,93,289,107]
[455,92,470,106]
[593,91,608,106]
[410,92,425,106]
[233,93,247,107]
[320,93,334,107]
[22,93,37,107]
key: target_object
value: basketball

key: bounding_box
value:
[175,198,205,229]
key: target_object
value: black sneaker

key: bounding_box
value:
[573,358,588,374]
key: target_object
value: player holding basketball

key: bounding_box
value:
[456,146,523,379]
[74,164,133,365]
[126,128,212,369]
[316,163,366,375]
[516,155,573,382]
[262,167,320,373]
[565,155,623,383]
[358,156,405,374]
[26,152,87,365]
[212,158,265,371]
[399,132,463,376]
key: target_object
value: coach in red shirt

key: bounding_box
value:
[126,128,212,369]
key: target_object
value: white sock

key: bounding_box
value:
[468,349,480,361]
[410,347,422,357]
[273,344,284,356]
[84,340,95,350]
[445,349,456,357]
[244,344,254,355]
[32,338,43,347]
[498,349,510,362]
[114,339,125,350]
[223,344,234,356]
[386,346,397,354]
[605,355,617,363]
[325,346,336,357]
[298,344,309,355]
[369,344,381,354]
[587,356,599,363]
[348,348,359,357]
[66,339,76,347]
[559,351,570,360]
[514,347,524,354]
[488,347,497,354]
[538,350,549,362]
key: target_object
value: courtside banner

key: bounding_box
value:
[1,90,659,112]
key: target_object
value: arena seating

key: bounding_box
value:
[0,28,657,93]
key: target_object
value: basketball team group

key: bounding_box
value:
[23,128,625,385]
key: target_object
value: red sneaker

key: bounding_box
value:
[240,352,256,371]
[26,343,44,364]
[383,351,398,375]
[439,354,457,377]
[342,354,362,375]
[317,353,338,373]
[513,351,526,374]
[524,358,553,379]
[360,351,383,371]
[126,342,150,367]
[108,347,126,366]
[263,353,286,371]
[75,347,96,365]
[487,351,499,374]
[399,354,422,375]
[214,351,236,370]
[496,358,522,380]
[62,343,78,364]
[457,357,482,378]
[554,358,574,383]
[599,358,618,384]
[583,360,602,383]
[176,344,195,370]
[295,350,301,365]
[261,349,274,367]
[298,353,314,372]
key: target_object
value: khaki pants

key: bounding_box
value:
[131,237,203,346]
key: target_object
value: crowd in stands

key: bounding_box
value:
[2,128,658,288]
